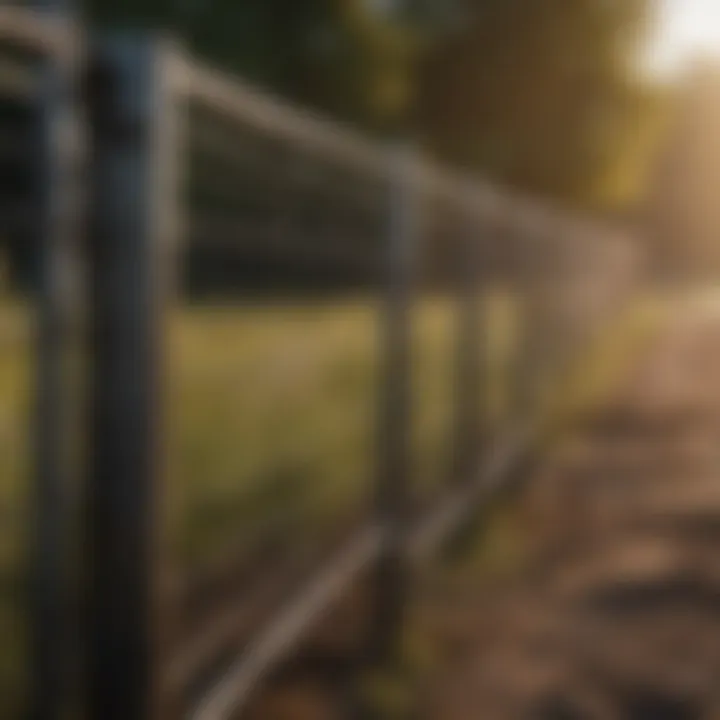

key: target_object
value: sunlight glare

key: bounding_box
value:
[648,0,720,77]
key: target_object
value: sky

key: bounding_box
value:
[647,0,720,77]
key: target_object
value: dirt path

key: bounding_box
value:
[423,300,720,720]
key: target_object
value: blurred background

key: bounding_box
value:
[91,0,663,208]
[3,0,720,719]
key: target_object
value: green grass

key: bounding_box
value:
[167,293,526,568]
[0,296,467,713]
[0,291,654,716]
[168,300,382,564]
[0,300,32,719]
[536,295,665,442]
[168,297,486,566]
[411,300,456,499]
[0,294,525,577]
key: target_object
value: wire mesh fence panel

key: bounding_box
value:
[154,71,395,713]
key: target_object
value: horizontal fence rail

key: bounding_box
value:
[0,6,72,54]
[0,8,644,720]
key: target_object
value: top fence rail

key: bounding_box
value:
[0,6,76,55]
[0,6,618,244]
[176,51,600,237]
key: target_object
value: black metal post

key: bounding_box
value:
[372,143,418,661]
[451,221,482,485]
[86,35,182,720]
[515,217,545,420]
[29,3,83,719]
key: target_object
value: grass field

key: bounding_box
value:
[1,289,640,717]
[168,300,383,565]
[0,296,516,715]
[0,300,32,718]
[168,296,518,566]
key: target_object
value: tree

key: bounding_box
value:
[89,0,418,130]
[88,0,657,209]
[417,0,655,209]
[644,63,720,281]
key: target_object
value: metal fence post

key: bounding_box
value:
[451,221,482,485]
[86,35,183,720]
[29,3,83,719]
[373,143,419,660]
[504,223,526,426]
[515,218,545,419]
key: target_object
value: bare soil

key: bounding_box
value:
[421,302,720,720]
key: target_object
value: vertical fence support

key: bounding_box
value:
[87,35,182,720]
[537,225,564,408]
[547,229,570,390]
[373,144,418,661]
[515,221,544,420]
[506,224,527,425]
[29,3,83,719]
[452,221,482,484]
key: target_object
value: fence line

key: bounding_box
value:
[0,8,643,720]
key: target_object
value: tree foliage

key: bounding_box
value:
[90,0,418,128]
[644,64,720,278]
[88,0,658,210]
[418,0,655,208]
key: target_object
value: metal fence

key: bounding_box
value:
[0,7,642,720]
[0,5,84,720]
